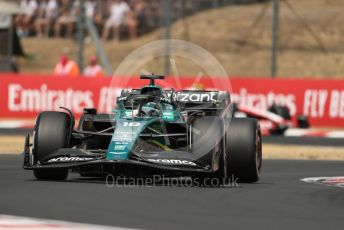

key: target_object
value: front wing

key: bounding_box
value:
[23,136,212,176]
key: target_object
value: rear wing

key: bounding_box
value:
[174,90,230,111]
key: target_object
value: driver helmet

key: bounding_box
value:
[142,102,159,116]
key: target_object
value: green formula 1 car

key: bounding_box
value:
[23,75,262,185]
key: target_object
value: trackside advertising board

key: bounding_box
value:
[1,74,344,127]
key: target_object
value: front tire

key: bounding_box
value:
[33,111,71,180]
[227,118,262,183]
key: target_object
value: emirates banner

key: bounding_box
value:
[1,74,344,127]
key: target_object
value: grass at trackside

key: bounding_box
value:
[1,135,343,161]
[19,0,344,78]
[0,136,25,154]
[263,144,344,161]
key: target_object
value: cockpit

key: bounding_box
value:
[115,75,180,121]
[116,93,178,120]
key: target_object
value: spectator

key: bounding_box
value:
[84,0,107,35]
[34,0,58,37]
[54,0,77,38]
[16,0,38,37]
[83,55,104,77]
[14,0,200,40]
[144,0,160,29]
[92,3,106,35]
[53,53,80,77]
[126,1,139,39]
[85,0,96,19]
[102,0,133,42]
[131,0,146,35]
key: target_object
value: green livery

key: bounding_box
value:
[24,74,262,184]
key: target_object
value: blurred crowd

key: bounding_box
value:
[14,0,198,41]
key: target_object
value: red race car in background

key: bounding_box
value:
[233,103,310,135]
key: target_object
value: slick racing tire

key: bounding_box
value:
[297,115,310,128]
[227,118,262,183]
[33,111,71,180]
[191,116,225,186]
[268,104,291,120]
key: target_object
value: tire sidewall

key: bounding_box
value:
[33,111,71,162]
[226,118,262,183]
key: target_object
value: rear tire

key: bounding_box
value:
[227,118,262,183]
[297,115,310,128]
[33,111,71,180]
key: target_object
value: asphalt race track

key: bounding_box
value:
[0,154,343,229]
